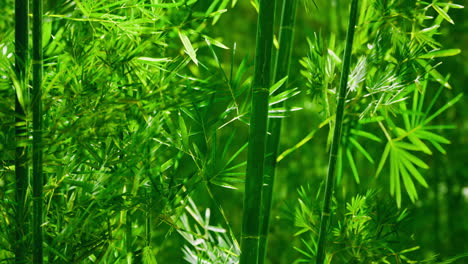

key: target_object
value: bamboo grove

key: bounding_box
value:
[0,0,466,263]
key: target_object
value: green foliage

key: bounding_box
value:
[292,187,461,264]
[176,198,239,264]
[299,0,464,207]
[1,0,244,262]
[0,0,465,263]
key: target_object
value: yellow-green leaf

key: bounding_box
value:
[418,49,461,59]
[416,60,451,89]
[433,4,454,24]
[346,148,360,184]
[178,30,198,65]
[400,156,429,188]
[376,142,390,177]
[408,134,432,154]
[398,149,429,169]
[400,164,418,202]
[349,137,374,164]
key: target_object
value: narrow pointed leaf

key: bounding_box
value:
[178,30,198,65]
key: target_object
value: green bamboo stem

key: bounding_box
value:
[258,0,298,262]
[145,145,152,248]
[240,0,276,263]
[316,0,359,263]
[32,0,44,262]
[126,209,133,260]
[145,189,151,247]
[14,0,29,263]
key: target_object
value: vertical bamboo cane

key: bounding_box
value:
[316,0,359,263]
[14,0,29,262]
[240,0,276,263]
[258,0,298,263]
[32,0,44,262]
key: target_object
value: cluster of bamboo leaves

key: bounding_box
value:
[291,186,468,264]
[1,0,249,262]
[300,0,463,206]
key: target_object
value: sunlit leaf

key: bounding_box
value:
[418,49,461,59]
[432,4,454,24]
[178,30,198,65]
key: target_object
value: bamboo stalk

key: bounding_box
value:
[32,0,44,262]
[316,0,359,263]
[14,0,29,262]
[126,210,133,261]
[240,0,277,263]
[146,145,151,248]
[258,0,298,262]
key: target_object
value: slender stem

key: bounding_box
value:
[14,0,29,262]
[146,189,151,247]
[126,209,133,260]
[258,0,298,263]
[146,145,151,248]
[240,0,276,263]
[32,0,44,262]
[316,0,359,263]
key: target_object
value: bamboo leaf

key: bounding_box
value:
[400,156,428,188]
[349,137,374,164]
[400,164,418,202]
[416,59,451,89]
[137,57,171,63]
[203,35,229,49]
[226,142,248,167]
[390,149,396,196]
[432,4,454,24]
[178,30,198,65]
[42,21,52,47]
[269,88,300,106]
[269,76,288,95]
[350,129,382,142]
[437,3,464,9]
[376,142,391,177]
[143,246,158,264]
[414,129,450,144]
[394,141,421,152]
[277,129,318,162]
[206,0,221,16]
[398,148,429,169]
[212,0,230,24]
[423,93,463,125]
[346,148,360,184]
[178,112,189,149]
[161,159,174,172]
[418,49,461,59]
[408,134,432,155]
[431,141,447,154]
